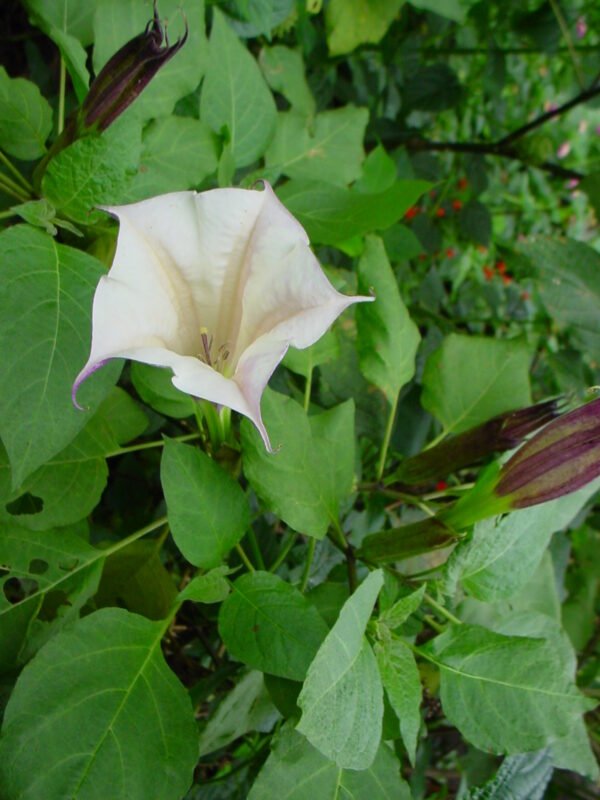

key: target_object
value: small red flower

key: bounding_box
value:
[435,480,448,492]
[435,207,446,218]
[496,260,507,274]
[451,199,463,211]
[483,266,494,281]
[405,206,421,220]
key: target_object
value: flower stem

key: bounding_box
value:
[0,173,30,203]
[424,592,462,626]
[235,543,255,572]
[105,432,201,458]
[268,531,298,572]
[0,150,33,193]
[377,392,399,481]
[57,56,67,135]
[299,537,315,592]
[303,367,313,411]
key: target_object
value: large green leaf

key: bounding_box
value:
[421,334,531,435]
[200,8,276,167]
[265,107,368,186]
[356,236,420,404]
[218,571,329,680]
[297,569,384,770]
[0,67,52,160]
[424,624,593,754]
[198,670,278,757]
[0,388,148,530]
[466,750,553,800]
[130,363,196,419]
[277,179,430,245]
[259,45,315,117]
[519,238,600,358]
[42,118,142,224]
[249,725,411,799]
[161,439,250,568]
[0,526,104,675]
[124,116,218,202]
[93,0,206,121]
[241,390,355,539]
[326,0,405,55]
[445,479,600,601]
[0,609,197,800]
[375,637,422,765]
[0,225,120,487]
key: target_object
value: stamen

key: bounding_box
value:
[200,327,212,366]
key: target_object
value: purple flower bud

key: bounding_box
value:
[496,397,600,508]
[81,5,187,132]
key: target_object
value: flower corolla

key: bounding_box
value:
[74,183,371,449]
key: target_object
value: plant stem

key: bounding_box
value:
[235,543,255,572]
[422,613,444,634]
[247,528,265,570]
[57,56,66,135]
[0,173,30,203]
[303,366,313,411]
[0,150,33,193]
[549,0,584,89]
[424,592,462,626]
[268,531,298,572]
[105,432,201,458]
[299,537,315,592]
[377,392,399,481]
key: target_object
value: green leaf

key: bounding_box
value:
[0,387,147,530]
[444,479,600,601]
[0,609,197,800]
[355,145,397,194]
[277,179,430,246]
[422,334,531,435]
[518,238,600,354]
[466,750,553,800]
[259,45,315,116]
[124,116,218,202]
[375,636,422,766]
[241,390,355,539]
[0,225,120,487]
[198,670,278,756]
[200,8,276,167]
[228,0,294,39]
[265,107,368,186]
[0,67,52,160]
[94,540,177,621]
[161,439,250,568]
[218,571,329,680]
[404,63,462,111]
[424,624,593,754]
[177,566,232,604]
[379,584,425,629]
[42,119,142,224]
[408,0,471,23]
[130,363,195,419]
[93,0,206,121]
[356,236,420,403]
[0,526,104,675]
[326,0,405,56]
[10,199,59,236]
[249,724,411,800]
[282,330,340,379]
[458,200,492,246]
[297,569,384,770]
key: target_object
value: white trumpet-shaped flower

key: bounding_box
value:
[74,183,372,449]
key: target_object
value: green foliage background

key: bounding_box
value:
[0,0,599,798]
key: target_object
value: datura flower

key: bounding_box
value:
[74,183,371,449]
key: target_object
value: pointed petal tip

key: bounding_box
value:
[72,360,109,411]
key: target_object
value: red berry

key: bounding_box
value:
[496,260,507,274]
[502,274,513,285]
[435,480,448,491]
[405,206,420,220]
[451,199,463,211]
[435,207,446,218]
[483,266,494,281]
[446,248,456,258]
[457,177,469,190]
